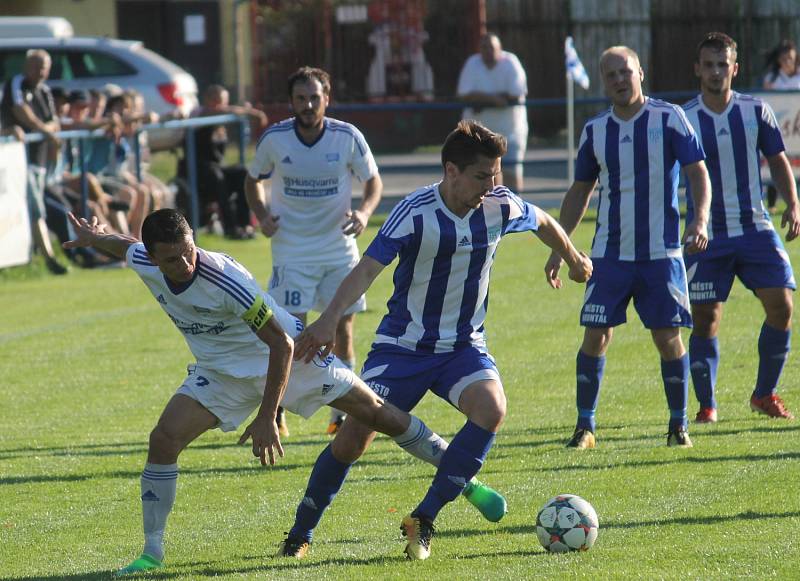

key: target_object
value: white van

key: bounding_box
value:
[0,17,74,39]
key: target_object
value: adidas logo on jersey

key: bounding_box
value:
[717,127,730,136]
[620,135,632,144]
[321,383,335,395]
[156,294,167,305]
[282,155,292,164]
[457,235,472,247]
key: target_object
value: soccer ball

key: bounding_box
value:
[535,494,599,553]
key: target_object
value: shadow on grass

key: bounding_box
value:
[0,436,340,461]
[441,508,800,539]
[0,452,421,486]
[475,450,800,480]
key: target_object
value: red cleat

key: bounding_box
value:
[694,407,718,423]
[750,394,795,419]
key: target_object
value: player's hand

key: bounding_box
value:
[62,212,106,250]
[781,202,800,242]
[238,414,283,466]
[293,315,337,363]
[258,214,280,237]
[544,251,564,289]
[342,210,368,237]
[568,252,593,284]
[682,220,709,254]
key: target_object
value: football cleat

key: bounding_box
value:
[326,414,345,436]
[750,394,795,419]
[276,534,310,558]
[276,406,290,438]
[694,407,718,423]
[400,513,434,560]
[113,553,163,577]
[462,477,507,522]
[666,427,693,447]
[566,428,596,449]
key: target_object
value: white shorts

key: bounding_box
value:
[268,260,366,315]
[176,355,356,432]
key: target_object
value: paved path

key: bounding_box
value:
[367,148,571,212]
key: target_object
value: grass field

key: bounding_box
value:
[1,217,799,580]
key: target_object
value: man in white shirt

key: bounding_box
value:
[457,34,528,193]
[245,67,383,435]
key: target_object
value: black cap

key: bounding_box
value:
[67,89,90,105]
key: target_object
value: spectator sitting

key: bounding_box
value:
[178,84,268,239]
[763,39,800,89]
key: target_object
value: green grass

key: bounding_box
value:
[1,220,798,580]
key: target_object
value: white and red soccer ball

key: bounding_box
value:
[536,494,599,553]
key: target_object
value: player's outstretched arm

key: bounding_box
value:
[535,208,592,288]
[62,212,138,259]
[766,152,800,241]
[682,161,711,254]
[239,316,293,466]
[295,256,385,363]
[543,180,595,288]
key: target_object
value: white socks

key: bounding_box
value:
[140,463,178,561]
[392,415,449,466]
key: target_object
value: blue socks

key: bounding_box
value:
[289,445,351,542]
[414,420,495,521]
[754,323,791,398]
[662,355,689,430]
[576,351,605,432]
[689,335,719,409]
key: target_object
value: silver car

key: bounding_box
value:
[0,36,198,149]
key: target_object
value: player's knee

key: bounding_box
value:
[465,389,506,431]
[148,424,182,460]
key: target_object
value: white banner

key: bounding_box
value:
[0,141,31,269]
[755,91,800,157]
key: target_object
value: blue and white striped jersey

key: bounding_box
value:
[575,97,705,261]
[127,243,301,378]
[682,92,783,240]
[364,183,539,353]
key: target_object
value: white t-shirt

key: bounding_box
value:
[457,51,529,143]
[767,70,800,90]
[127,243,302,378]
[248,117,379,266]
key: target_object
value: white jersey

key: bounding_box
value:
[575,97,705,261]
[456,51,528,144]
[682,92,783,240]
[248,117,379,266]
[365,183,539,353]
[126,243,302,378]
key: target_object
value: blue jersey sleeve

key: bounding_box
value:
[365,232,408,265]
[574,124,600,182]
[757,102,785,158]
[501,190,540,235]
[669,107,705,166]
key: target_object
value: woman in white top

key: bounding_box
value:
[763,39,800,90]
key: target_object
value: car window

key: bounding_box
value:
[49,51,73,81]
[76,50,136,78]
[0,50,27,83]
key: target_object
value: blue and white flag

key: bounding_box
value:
[565,36,590,90]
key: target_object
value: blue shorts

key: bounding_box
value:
[580,257,692,329]
[684,230,796,303]
[360,344,501,412]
